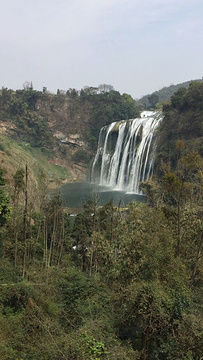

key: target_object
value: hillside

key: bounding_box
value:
[0,133,72,198]
[155,80,203,172]
[0,85,139,187]
[139,78,203,109]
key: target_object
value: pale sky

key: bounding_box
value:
[0,0,202,98]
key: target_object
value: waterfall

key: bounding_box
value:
[91,111,163,194]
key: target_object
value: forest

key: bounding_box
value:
[0,82,203,359]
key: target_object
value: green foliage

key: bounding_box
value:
[80,331,108,360]
[155,81,203,170]
[140,78,203,109]
[9,96,29,116]
[13,168,25,204]
[171,87,187,109]
[17,113,52,148]
[110,202,203,359]
[0,259,20,283]
[73,149,91,164]
[0,187,203,359]
[80,87,140,150]
[0,189,10,227]
[0,86,53,151]
[0,169,10,229]
[147,92,159,109]
[59,268,97,327]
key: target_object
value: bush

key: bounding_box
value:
[73,149,90,164]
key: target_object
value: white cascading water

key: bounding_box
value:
[91,111,163,194]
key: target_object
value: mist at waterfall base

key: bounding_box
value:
[59,111,162,209]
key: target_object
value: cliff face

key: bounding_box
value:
[35,94,91,182]
[35,94,90,135]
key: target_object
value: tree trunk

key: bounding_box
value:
[191,232,203,285]
[57,216,64,266]
[43,218,48,268]
[176,196,181,256]
[48,208,57,267]
[22,164,28,278]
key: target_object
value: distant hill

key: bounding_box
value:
[139,78,203,109]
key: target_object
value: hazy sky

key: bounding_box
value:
[0,0,202,98]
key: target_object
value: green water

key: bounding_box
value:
[57,182,146,209]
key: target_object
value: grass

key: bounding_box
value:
[0,134,69,187]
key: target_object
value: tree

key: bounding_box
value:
[0,189,10,228]
[0,168,10,257]
[0,87,12,110]
[111,202,202,359]
[42,194,70,269]
[22,164,28,278]
[23,81,33,91]
[12,168,25,269]
[0,168,10,228]
[13,169,25,207]
[98,84,114,93]
[121,93,139,119]
[72,199,95,271]
[171,87,187,109]
[147,93,159,109]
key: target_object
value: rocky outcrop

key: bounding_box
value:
[53,132,86,148]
